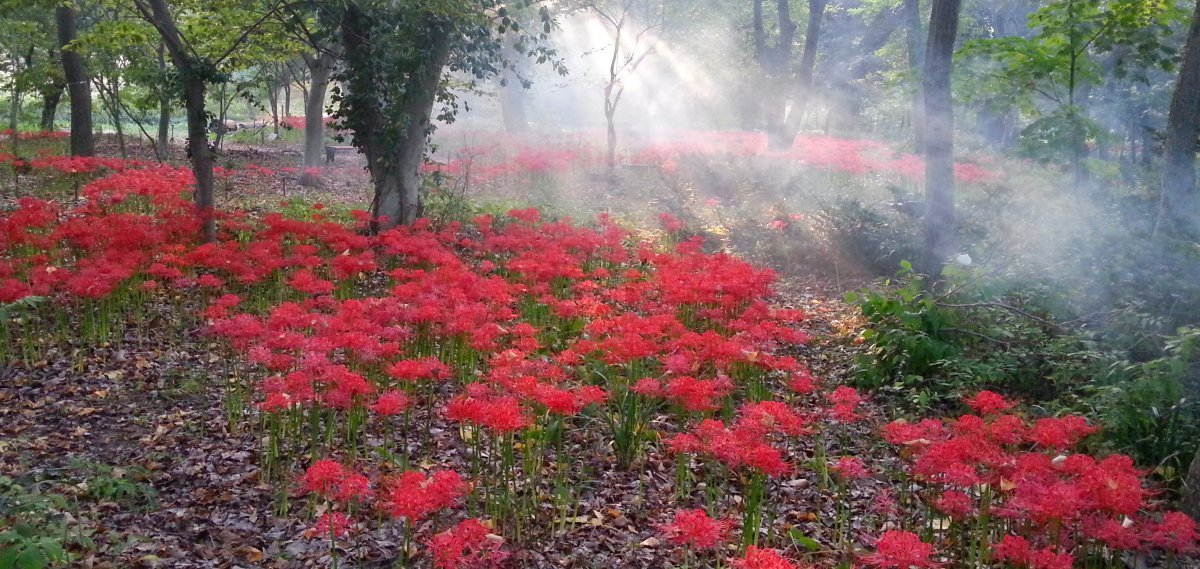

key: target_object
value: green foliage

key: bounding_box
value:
[1093,328,1200,485]
[65,461,159,513]
[0,477,80,569]
[846,262,1110,409]
[844,265,961,408]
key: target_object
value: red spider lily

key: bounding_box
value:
[312,512,352,538]
[428,518,508,569]
[370,391,409,416]
[1144,512,1199,554]
[830,456,870,481]
[302,459,347,495]
[382,470,469,522]
[732,546,803,569]
[933,490,974,519]
[664,375,733,413]
[301,460,372,503]
[862,530,940,569]
[657,509,733,550]
[658,213,685,233]
[445,390,531,433]
[964,390,1015,416]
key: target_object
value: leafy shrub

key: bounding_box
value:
[0,477,82,569]
[846,263,1110,409]
[1092,328,1200,488]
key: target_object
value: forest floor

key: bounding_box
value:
[0,272,874,569]
[1,137,889,568]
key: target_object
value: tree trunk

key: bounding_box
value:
[267,81,279,136]
[39,80,65,131]
[7,53,18,156]
[156,42,170,158]
[142,0,215,242]
[774,0,826,150]
[904,0,925,151]
[1184,448,1200,520]
[215,83,229,150]
[283,82,291,120]
[300,52,331,186]
[183,77,215,242]
[920,0,962,277]
[340,2,451,231]
[1156,0,1200,237]
[370,37,451,229]
[98,75,127,159]
[56,4,94,157]
[498,39,529,133]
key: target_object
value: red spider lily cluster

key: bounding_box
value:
[2,157,1196,568]
[885,391,1199,564]
[0,129,68,141]
[423,129,998,188]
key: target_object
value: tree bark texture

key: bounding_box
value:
[1156,0,1200,237]
[56,5,94,157]
[905,0,925,151]
[39,80,65,131]
[920,0,962,276]
[340,3,451,231]
[302,52,332,170]
[142,0,215,242]
[1184,449,1200,520]
[774,0,826,149]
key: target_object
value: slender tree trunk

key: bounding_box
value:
[142,0,215,241]
[183,78,215,241]
[215,83,229,150]
[56,4,94,157]
[920,0,962,276]
[7,53,18,156]
[905,0,925,151]
[98,75,127,159]
[156,42,170,158]
[267,82,279,136]
[300,52,332,187]
[39,81,65,131]
[283,83,291,120]
[498,39,529,133]
[775,0,826,150]
[1156,0,1200,237]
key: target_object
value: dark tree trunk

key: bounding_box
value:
[905,0,925,151]
[754,0,797,136]
[156,42,170,158]
[39,80,65,131]
[56,5,94,157]
[182,77,215,241]
[141,0,215,242]
[370,37,451,228]
[283,83,291,119]
[1184,449,1200,520]
[340,3,450,230]
[774,0,826,150]
[1156,0,1200,237]
[920,0,962,276]
[300,52,332,187]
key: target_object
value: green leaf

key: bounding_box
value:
[788,528,821,551]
